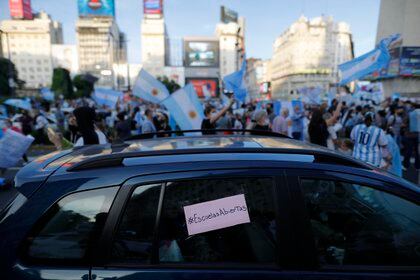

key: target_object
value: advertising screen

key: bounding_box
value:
[78,0,115,17]
[184,41,219,67]
[186,79,218,99]
[144,0,163,15]
[400,47,420,76]
[221,6,238,23]
[9,0,33,19]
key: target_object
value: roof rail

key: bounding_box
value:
[67,147,372,172]
[124,129,291,141]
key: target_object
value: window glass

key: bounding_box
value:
[301,179,420,266]
[26,187,118,260]
[160,178,277,264]
[111,184,161,263]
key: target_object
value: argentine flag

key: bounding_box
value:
[224,58,247,103]
[162,84,204,133]
[339,46,390,85]
[92,88,123,108]
[133,69,170,103]
[40,88,55,101]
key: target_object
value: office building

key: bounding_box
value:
[0,11,63,88]
[76,17,120,88]
[141,17,167,77]
[51,44,79,75]
[270,15,353,100]
[375,0,420,98]
[215,16,245,79]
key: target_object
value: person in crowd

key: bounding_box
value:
[272,108,289,135]
[337,138,353,156]
[141,108,157,137]
[55,102,65,132]
[73,106,107,146]
[249,110,270,135]
[33,108,49,144]
[387,106,404,146]
[201,97,234,135]
[324,112,341,150]
[233,113,244,133]
[352,105,364,126]
[382,128,402,177]
[401,106,419,170]
[19,110,33,137]
[350,112,388,167]
[308,109,329,147]
[290,105,304,140]
[115,111,132,142]
[266,105,276,124]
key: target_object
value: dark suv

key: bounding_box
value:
[0,133,419,280]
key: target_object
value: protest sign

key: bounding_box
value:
[183,194,250,236]
[0,129,34,168]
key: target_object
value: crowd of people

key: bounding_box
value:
[1,91,419,177]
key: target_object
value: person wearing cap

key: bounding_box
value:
[350,112,388,167]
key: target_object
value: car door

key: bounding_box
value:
[285,169,420,280]
[91,168,302,280]
[11,186,119,280]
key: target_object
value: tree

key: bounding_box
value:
[73,74,97,98]
[158,76,181,93]
[0,58,23,97]
[51,68,74,99]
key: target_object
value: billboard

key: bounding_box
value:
[9,0,32,19]
[186,79,218,99]
[184,40,219,67]
[221,6,238,24]
[78,0,115,17]
[399,47,420,76]
[144,0,163,15]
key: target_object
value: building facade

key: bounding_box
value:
[76,17,120,88]
[51,44,79,75]
[141,17,167,77]
[375,0,420,98]
[246,58,271,100]
[0,11,63,88]
[270,16,353,100]
[216,17,245,79]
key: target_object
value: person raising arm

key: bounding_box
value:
[201,98,235,135]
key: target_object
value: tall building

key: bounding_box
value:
[270,15,353,100]
[0,11,63,88]
[51,44,79,75]
[76,17,120,88]
[375,0,420,97]
[216,16,245,79]
[141,17,167,77]
[246,58,271,100]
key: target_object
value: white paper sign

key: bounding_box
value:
[0,129,34,168]
[183,194,250,236]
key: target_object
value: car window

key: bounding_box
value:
[300,179,420,266]
[111,184,161,263]
[159,178,277,264]
[25,187,118,261]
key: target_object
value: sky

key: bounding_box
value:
[0,0,381,64]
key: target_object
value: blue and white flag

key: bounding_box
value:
[92,88,123,108]
[40,88,55,101]
[162,84,204,133]
[132,69,170,103]
[273,100,281,116]
[223,59,247,103]
[378,33,401,49]
[4,98,32,111]
[339,46,390,85]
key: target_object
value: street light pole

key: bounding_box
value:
[0,29,15,96]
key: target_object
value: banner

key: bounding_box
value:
[339,46,390,85]
[0,129,34,168]
[92,88,123,108]
[161,84,204,133]
[132,69,170,104]
[224,59,247,103]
